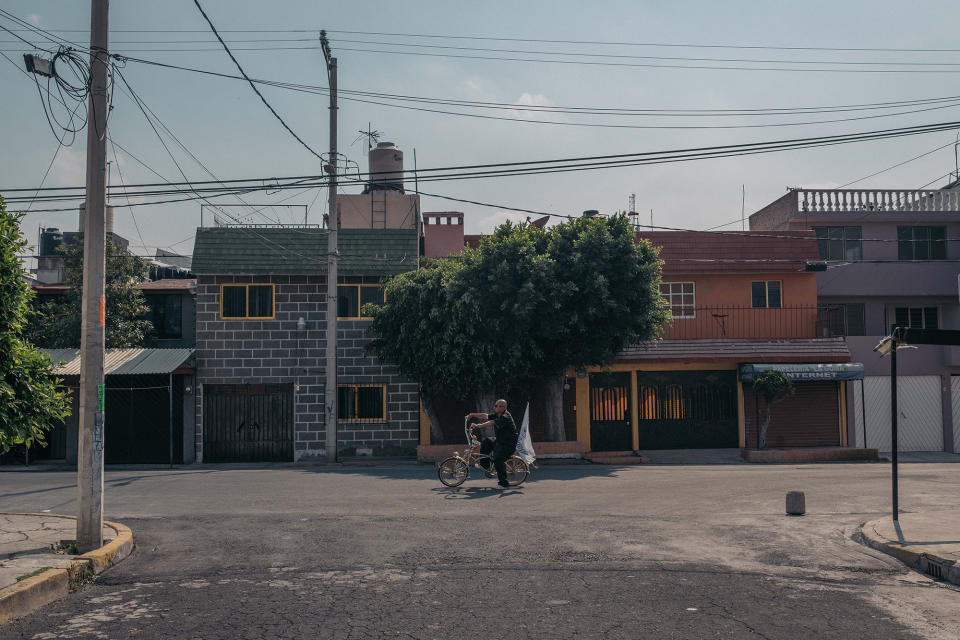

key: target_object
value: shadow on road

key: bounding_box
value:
[432,486,525,499]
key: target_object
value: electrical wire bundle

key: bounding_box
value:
[32,46,98,146]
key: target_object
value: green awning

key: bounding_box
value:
[739,362,864,382]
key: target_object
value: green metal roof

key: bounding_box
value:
[44,348,195,376]
[190,227,419,275]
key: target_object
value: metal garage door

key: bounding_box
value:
[203,384,294,462]
[853,376,943,451]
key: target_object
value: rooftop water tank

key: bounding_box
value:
[79,202,115,234]
[39,227,63,256]
[368,142,404,192]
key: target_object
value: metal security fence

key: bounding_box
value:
[660,305,846,340]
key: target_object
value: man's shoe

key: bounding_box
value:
[498,480,510,488]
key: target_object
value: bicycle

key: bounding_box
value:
[437,417,530,488]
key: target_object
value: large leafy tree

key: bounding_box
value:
[26,237,154,348]
[534,215,668,439]
[0,198,71,450]
[367,214,669,441]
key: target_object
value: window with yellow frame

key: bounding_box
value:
[338,385,386,422]
[337,283,384,319]
[220,283,275,319]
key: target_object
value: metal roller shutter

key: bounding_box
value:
[744,382,841,447]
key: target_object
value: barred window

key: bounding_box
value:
[338,385,386,421]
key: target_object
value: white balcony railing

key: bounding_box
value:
[795,188,960,213]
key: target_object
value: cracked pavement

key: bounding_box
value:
[1,461,959,639]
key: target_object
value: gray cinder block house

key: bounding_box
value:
[190,225,421,462]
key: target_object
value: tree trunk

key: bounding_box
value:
[474,390,498,441]
[474,390,498,415]
[544,371,567,442]
[759,403,772,449]
[420,393,446,444]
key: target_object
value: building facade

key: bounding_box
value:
[191,226,421,462]
[751,187,960,453]
[418,226,860,456]
[573,231,856,454]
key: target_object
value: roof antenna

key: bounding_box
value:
[354,122,382,150]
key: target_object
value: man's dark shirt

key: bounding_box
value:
[488,411,518,444]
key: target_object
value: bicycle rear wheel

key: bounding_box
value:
[504,457,529,486]
[437,457,469,487]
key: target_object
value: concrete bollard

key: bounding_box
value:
[786,491,806,516]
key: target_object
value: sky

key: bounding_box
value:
[4,0,960,262]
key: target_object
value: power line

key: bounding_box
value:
[331,45,960,74]
[14,37,960,71]
[7,118,960,199]
[112,67,282,225]
[109,137,148,253]
[839,141,957,188]
[327,37,960,68]
[9,24,960,53]
[115,55,960,117]
[190,0,324,162]
[320,29,960,55]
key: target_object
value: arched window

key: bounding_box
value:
[663,385,685,420]
[638,385,658,420]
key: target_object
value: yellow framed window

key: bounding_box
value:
[337,284,384,319]
[220,283,275,319]
[750,280,782,309]
[338,385,386,422]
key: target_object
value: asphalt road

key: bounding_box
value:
[1,461,959,639]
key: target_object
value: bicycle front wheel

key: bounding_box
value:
[437,457,469,487]
[504,457,529,486]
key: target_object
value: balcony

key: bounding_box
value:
[797,188,960,213]
[660,306,845,340]
[751,188,960,230]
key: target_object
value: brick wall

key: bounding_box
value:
[194,274,419,461]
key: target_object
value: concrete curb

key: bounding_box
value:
[0,514,134,624]
[859,519,960,586]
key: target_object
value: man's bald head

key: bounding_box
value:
[494,399,507,415]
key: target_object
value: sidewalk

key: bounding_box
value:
[860,511,960,586]
[0,513,133,624]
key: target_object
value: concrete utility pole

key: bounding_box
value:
[320,31,338,462]
[890,333,899,521]
[77,0,109,551]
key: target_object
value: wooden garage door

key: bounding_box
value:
[745,382,840,448]
[203,384,294,462]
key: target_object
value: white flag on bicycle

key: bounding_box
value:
[516,402,536,464]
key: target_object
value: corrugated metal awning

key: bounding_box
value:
[44,348,194,376]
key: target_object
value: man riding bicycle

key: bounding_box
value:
[466,399,518,488]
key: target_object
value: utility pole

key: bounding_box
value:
[890,331,899,521]
[320,31,338,462]
[77,0,109,551]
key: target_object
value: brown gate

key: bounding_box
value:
[636,371,738,449]
[589,372,633,451]
[203,384,294,462]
